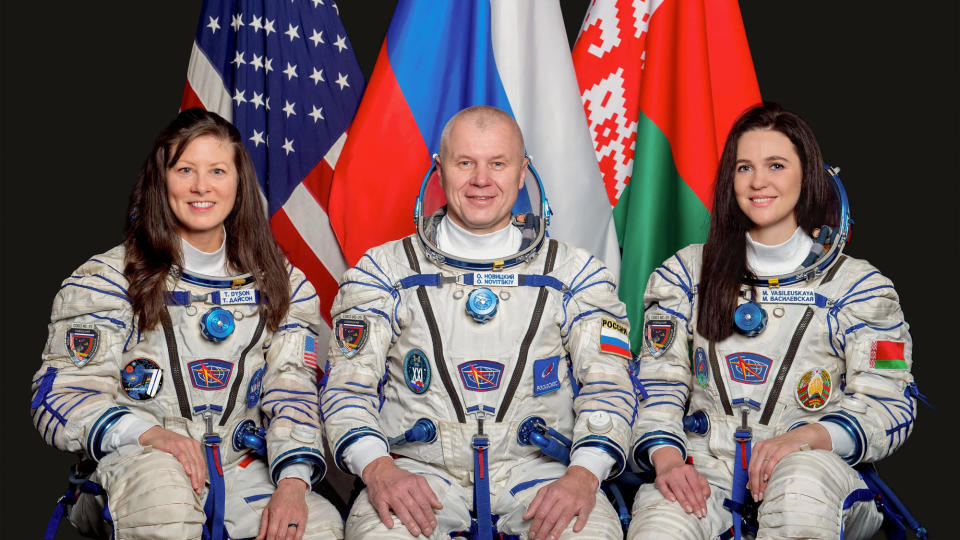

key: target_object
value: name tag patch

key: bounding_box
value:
[473,273,518,287]
[599,318,631,359]
[758,289,816,304]
[188,359,233,390]
[121,358,163,400]
[66,326,100,367]
[458,360,504,392]
[643,319,675,357]
[533,356,562,396]
[215,289,260,305]
[725,352,772,384]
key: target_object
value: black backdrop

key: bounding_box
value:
[2,2,956,537]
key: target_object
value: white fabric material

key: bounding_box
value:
[435,216,522,260]
[343,437,390,477]
[820,420,855,458]
[181,232,229,276]
[101,414,158,453]
[489,0,621,274]
[745,226,813,276]
[569,447,616,483]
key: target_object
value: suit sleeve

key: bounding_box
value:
[262,266,328,487]
[630,250,697,473]
[31,257,138,461]
[821,263,916,464]
[560,249,638,479]
[321,250,399,474]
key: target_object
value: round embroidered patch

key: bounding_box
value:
[247,365,265,408]
[403,349,431,394]
[121,358,163,400]
[694,347,709,388]
[796,367,832,410]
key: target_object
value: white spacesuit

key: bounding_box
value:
[323,164,634,539]
[628,172,916,539]
[31,245,342,539]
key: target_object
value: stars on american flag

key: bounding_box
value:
[197,0,360,210]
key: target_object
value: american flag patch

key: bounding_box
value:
[303,335,318,370]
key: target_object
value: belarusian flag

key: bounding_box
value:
[573,0,761,351]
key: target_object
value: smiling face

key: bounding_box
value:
[734,128,803,245]
[166,135,238,251]
[436,115,527,235]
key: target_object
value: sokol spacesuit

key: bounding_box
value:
[31,245,342,539]
[323,156,635,538]
[629,170,917,539]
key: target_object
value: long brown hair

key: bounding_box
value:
[123,109,290,331]
[697,103,831,341]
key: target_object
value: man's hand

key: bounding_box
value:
[748,423,831,502]
[257,478,309,540]
[651,446,709,518]
[362,456,442,537]
[138,426,206,493]
[523,465,598,540]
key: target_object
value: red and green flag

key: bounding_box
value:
[573,0,761,351]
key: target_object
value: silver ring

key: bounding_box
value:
[288,523,299,528]
[763,457,770,462]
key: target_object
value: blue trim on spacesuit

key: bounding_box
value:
[59,283,130,303]
[87,406,132,461]
[820,411,867,465]
[269,447,326,488]
[509,477,559,496]
[632,431,686,472]
[178,270,255,288]
[333,427,389,474]
[571,435,626,478]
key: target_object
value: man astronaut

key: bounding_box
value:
[322,106,635,539]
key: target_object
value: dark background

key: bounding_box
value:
[2,1,955,537]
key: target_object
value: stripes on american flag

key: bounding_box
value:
[180,0,364,353]
[303,335,318,370]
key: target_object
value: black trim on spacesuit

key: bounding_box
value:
[819,255,847,286]
[709,341,734,416]
[161,308,193,419]
[496,239,558,423]
[759,307,814,425]
[402,237,467,423]
[220,315,267,426]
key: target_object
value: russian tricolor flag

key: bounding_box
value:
[329,0,621,273]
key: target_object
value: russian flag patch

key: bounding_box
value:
[599,318,631,360]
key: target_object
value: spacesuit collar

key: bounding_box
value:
[418,207,544,270]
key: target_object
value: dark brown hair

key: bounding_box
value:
[123,109,290,331]
[697,103,832,341]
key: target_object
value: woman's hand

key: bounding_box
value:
[651,446,710,518]
[138,425,206,493]
[257,478,309,540]
[748,423,832,501]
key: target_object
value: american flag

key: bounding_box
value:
[181,0,364,348]
[303,335,318,370]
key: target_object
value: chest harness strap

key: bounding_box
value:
[198,406,228,540]
[723,407,758,540]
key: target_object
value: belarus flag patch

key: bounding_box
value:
[870,341,907,370]
[599,318,631,360]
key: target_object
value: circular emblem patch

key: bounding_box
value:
[403,349,431,394]
[247,365,265,408]
[796,367,832,410]
[694,347,709,388]
[121,358,163,400]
